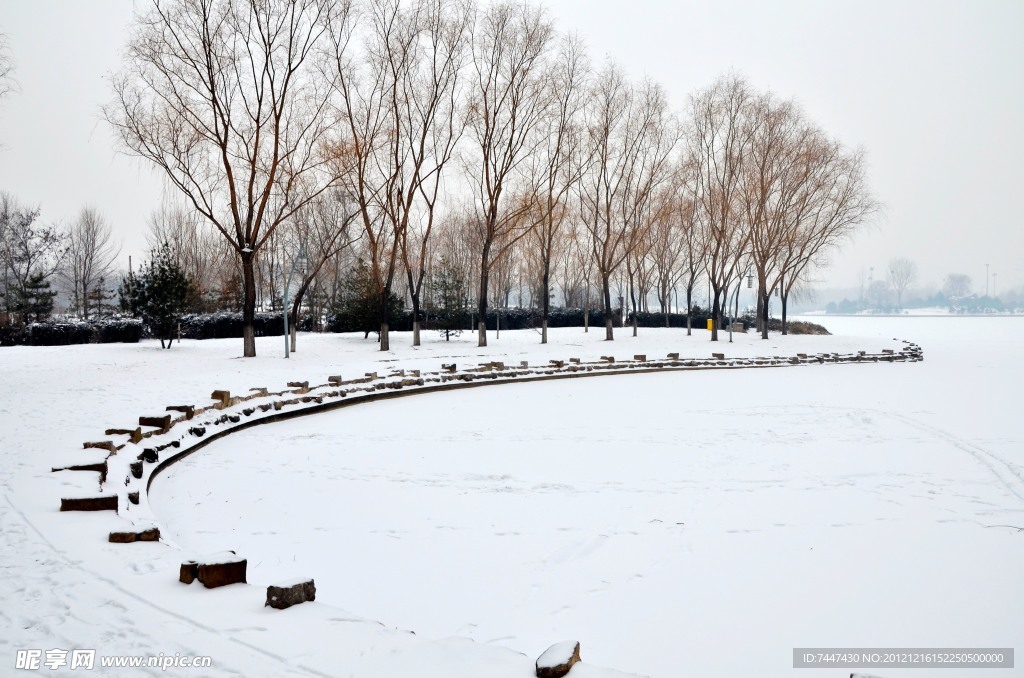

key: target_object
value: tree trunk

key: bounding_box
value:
[541,266,550,344]
[290,318,297,353]
[477,249,490,347]
[379,289,391,352]
[710,283,721,342]
[602,276,614,341]
[411,297,421,347]
[760,288,769,340]
[408,269,422,347]
[584,304,589,333]
[781,292,789,335]
[241,251,257,357]
[686,284,693,336]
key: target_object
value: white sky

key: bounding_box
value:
[1,0,1022,295]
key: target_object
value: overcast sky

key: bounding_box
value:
[1,0,1022,296]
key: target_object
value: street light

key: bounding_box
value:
[283,242,308,359]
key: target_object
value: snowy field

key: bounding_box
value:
[1,318,1022,677]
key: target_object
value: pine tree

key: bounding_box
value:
[18,272,57,323]
[120,243,192,349]
[431,257,467,341]
[334,260,404,339]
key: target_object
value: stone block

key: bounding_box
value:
[140,414,172,430]
[180,553,247,588]
[265,578,316,610]
[60,496,118,512]
[83,441,117,453]
[109,527,160,543]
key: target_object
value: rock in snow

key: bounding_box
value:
[536,640,581,678]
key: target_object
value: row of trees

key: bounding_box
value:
[828,263,1022,314]
[0,194,123,325]
[101,0,875,356]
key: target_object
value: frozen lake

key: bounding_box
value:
[149,316,1024,677]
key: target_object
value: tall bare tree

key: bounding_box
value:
[398,0,471,347]
[742,92,823,339]
[0,31,15,103]
[61,207,121,319]
[776,144,878,331]
[887,257,916,310]
[526,34,589,343]
[942,273,971,298]
[107,0,342,357]
[687,74,753,341]
[674,168,707,336]
[582,64,677,341]
[284,189,360,351]
[465,0,554,346]
[331,0,468,350]
[648,184,686,326]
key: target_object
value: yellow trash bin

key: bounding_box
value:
[707,319,714,331]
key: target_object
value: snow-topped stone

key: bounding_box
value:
[266,577,316,610]
[180,551,247,588]
[536,640,581,678]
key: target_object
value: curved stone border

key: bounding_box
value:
[53,338,922,667]
[59,338,924,520]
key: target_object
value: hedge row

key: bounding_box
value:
[179,312,286,340]
[0,318,144,346]
[325,307,627,334]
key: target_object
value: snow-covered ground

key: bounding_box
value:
[2,318,1021,677]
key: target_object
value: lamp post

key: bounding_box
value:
[283,243,308,359]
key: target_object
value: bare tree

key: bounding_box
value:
[741,91,809,339]
[61,207,121,319]
[942,273,971,298]
[582,64,677,341]
[284,189,360,351]
[687,74,754,341]
[1,193,66,324]
[0,31,15,103]
[888,257,917,310]
[648,184,686,326]
[674,172,707,336]
[776,144,878,331]
[464,0,554,346]
[107,0,342,357]
[398,0,471,347]
[526,34,589,343]
[331,0,469,351]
